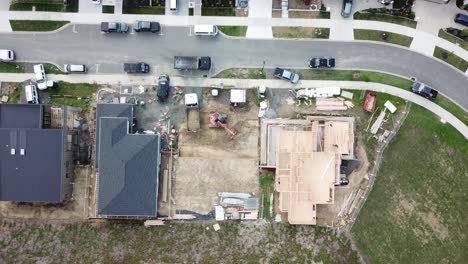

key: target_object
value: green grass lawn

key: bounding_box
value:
[48,82,96,112]
[354,29,413,47]
[433,46,468,72]
[273,27,330,39]
[201,7,235,16]
[122,6,165,14]
[218,26,247,37]
[0,62,25,73]
[102,5,114,13]
[10,20,69,31]
[10,2,78,12]
[44,63,64,74]
[438,29,468,51]
[352,104,468,263]
[354,11,417,28]
[259,172,274,219]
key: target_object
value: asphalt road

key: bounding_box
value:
[1,24,467,109]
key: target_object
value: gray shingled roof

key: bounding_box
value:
[95,104,133,168]
[0,128,64,202]
[96,104,160,217]
[0,104,42,128]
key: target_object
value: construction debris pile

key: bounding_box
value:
[215,192,259,221]
[293,87,355,111]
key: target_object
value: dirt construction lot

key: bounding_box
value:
[172,88,260,216]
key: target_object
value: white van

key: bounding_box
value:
[64,64,87,73]
[170,0,177,11]
[25,84,39,104]
[33,64,48,90]
[194,25,218,36]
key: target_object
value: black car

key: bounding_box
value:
[411,82,438,100]
[308,57,335,68]
[157,74,170,101]
[133,21,161,33]
[124,62,150,73]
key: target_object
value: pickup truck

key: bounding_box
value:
[101,22,129,33]
[174,56,211,70]
[411,82,438,100]
[274,68,300,84]
[185,93,200,132]
[133,21,160,33]
[124,62,150,73]
[308,57,335,68]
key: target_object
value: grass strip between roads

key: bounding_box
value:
[438,29,468,51]
[122,6,165,15]
[10,20,69,31]
[218,26,247,37]
[354,12,417,28]
[433,46,468,72]
[0,62,25,73]
[273,27,330,39]
[353,29,413,47]
[215,68,468,126]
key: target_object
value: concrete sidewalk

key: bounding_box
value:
[1,73,466,138]
[2,11,467,61]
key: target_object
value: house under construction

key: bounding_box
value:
[260,116,355,225]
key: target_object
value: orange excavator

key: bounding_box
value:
[209,112,237,139]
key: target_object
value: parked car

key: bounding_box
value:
[64,64,87,73]
[24,84,39,104]
[92,0,101,4]
[342,0,353,17]
[158,74,170,102]
[124,62,150,73]
[133,21,160,33]
[33,64,48,90]
[0,49,15,61]
[101,22,129,33]
[309,57,335,68]
[274,68,300,84]
[454,14,468,27]
[411,81,438,100]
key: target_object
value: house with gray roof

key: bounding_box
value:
[96,104,160,218]
[0,104,77,203]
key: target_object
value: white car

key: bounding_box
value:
[258,101,269,118]
[0,49,15,61]
[25,84,39,104]
[34,64,48,90]
[92,0,101,4]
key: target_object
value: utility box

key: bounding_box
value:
[230,89,246,106]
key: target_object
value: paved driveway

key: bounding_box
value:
[79,0,102,13]
[413,0,468,35]
[0,25,467,109]
[246,0,273,38]
[165,0,189,16]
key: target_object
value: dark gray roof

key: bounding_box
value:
[96,104,160,217]
[95,104,133,167]
[0,104,42,128]
[0,128,64,202]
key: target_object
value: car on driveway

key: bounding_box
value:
[158,74,170,102]
[274,68,300,84]
[411,81,438,100]
[309,57,335,68]
[134,21,161,33]
[342,0,353,17]
[0,49,15,61]
[101,22,129,33]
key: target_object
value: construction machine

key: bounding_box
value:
[209,112,237,139]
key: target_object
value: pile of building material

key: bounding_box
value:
[316,98,349,111]
[215,192,259,221]
[296,87,341,98]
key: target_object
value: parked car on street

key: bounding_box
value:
[158,74,170,102]
[174,56,212,70]
[33,64,48,90]
[133,21,161,33]
[309,57,335,68]
[101,22,129,33]
[342,0,353,17]
[64,64,87,73]
[274,68,300,83]
[124,62,150,73]
[0,49,15,61]
[454,14,468,27]
[411,81,438,100]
